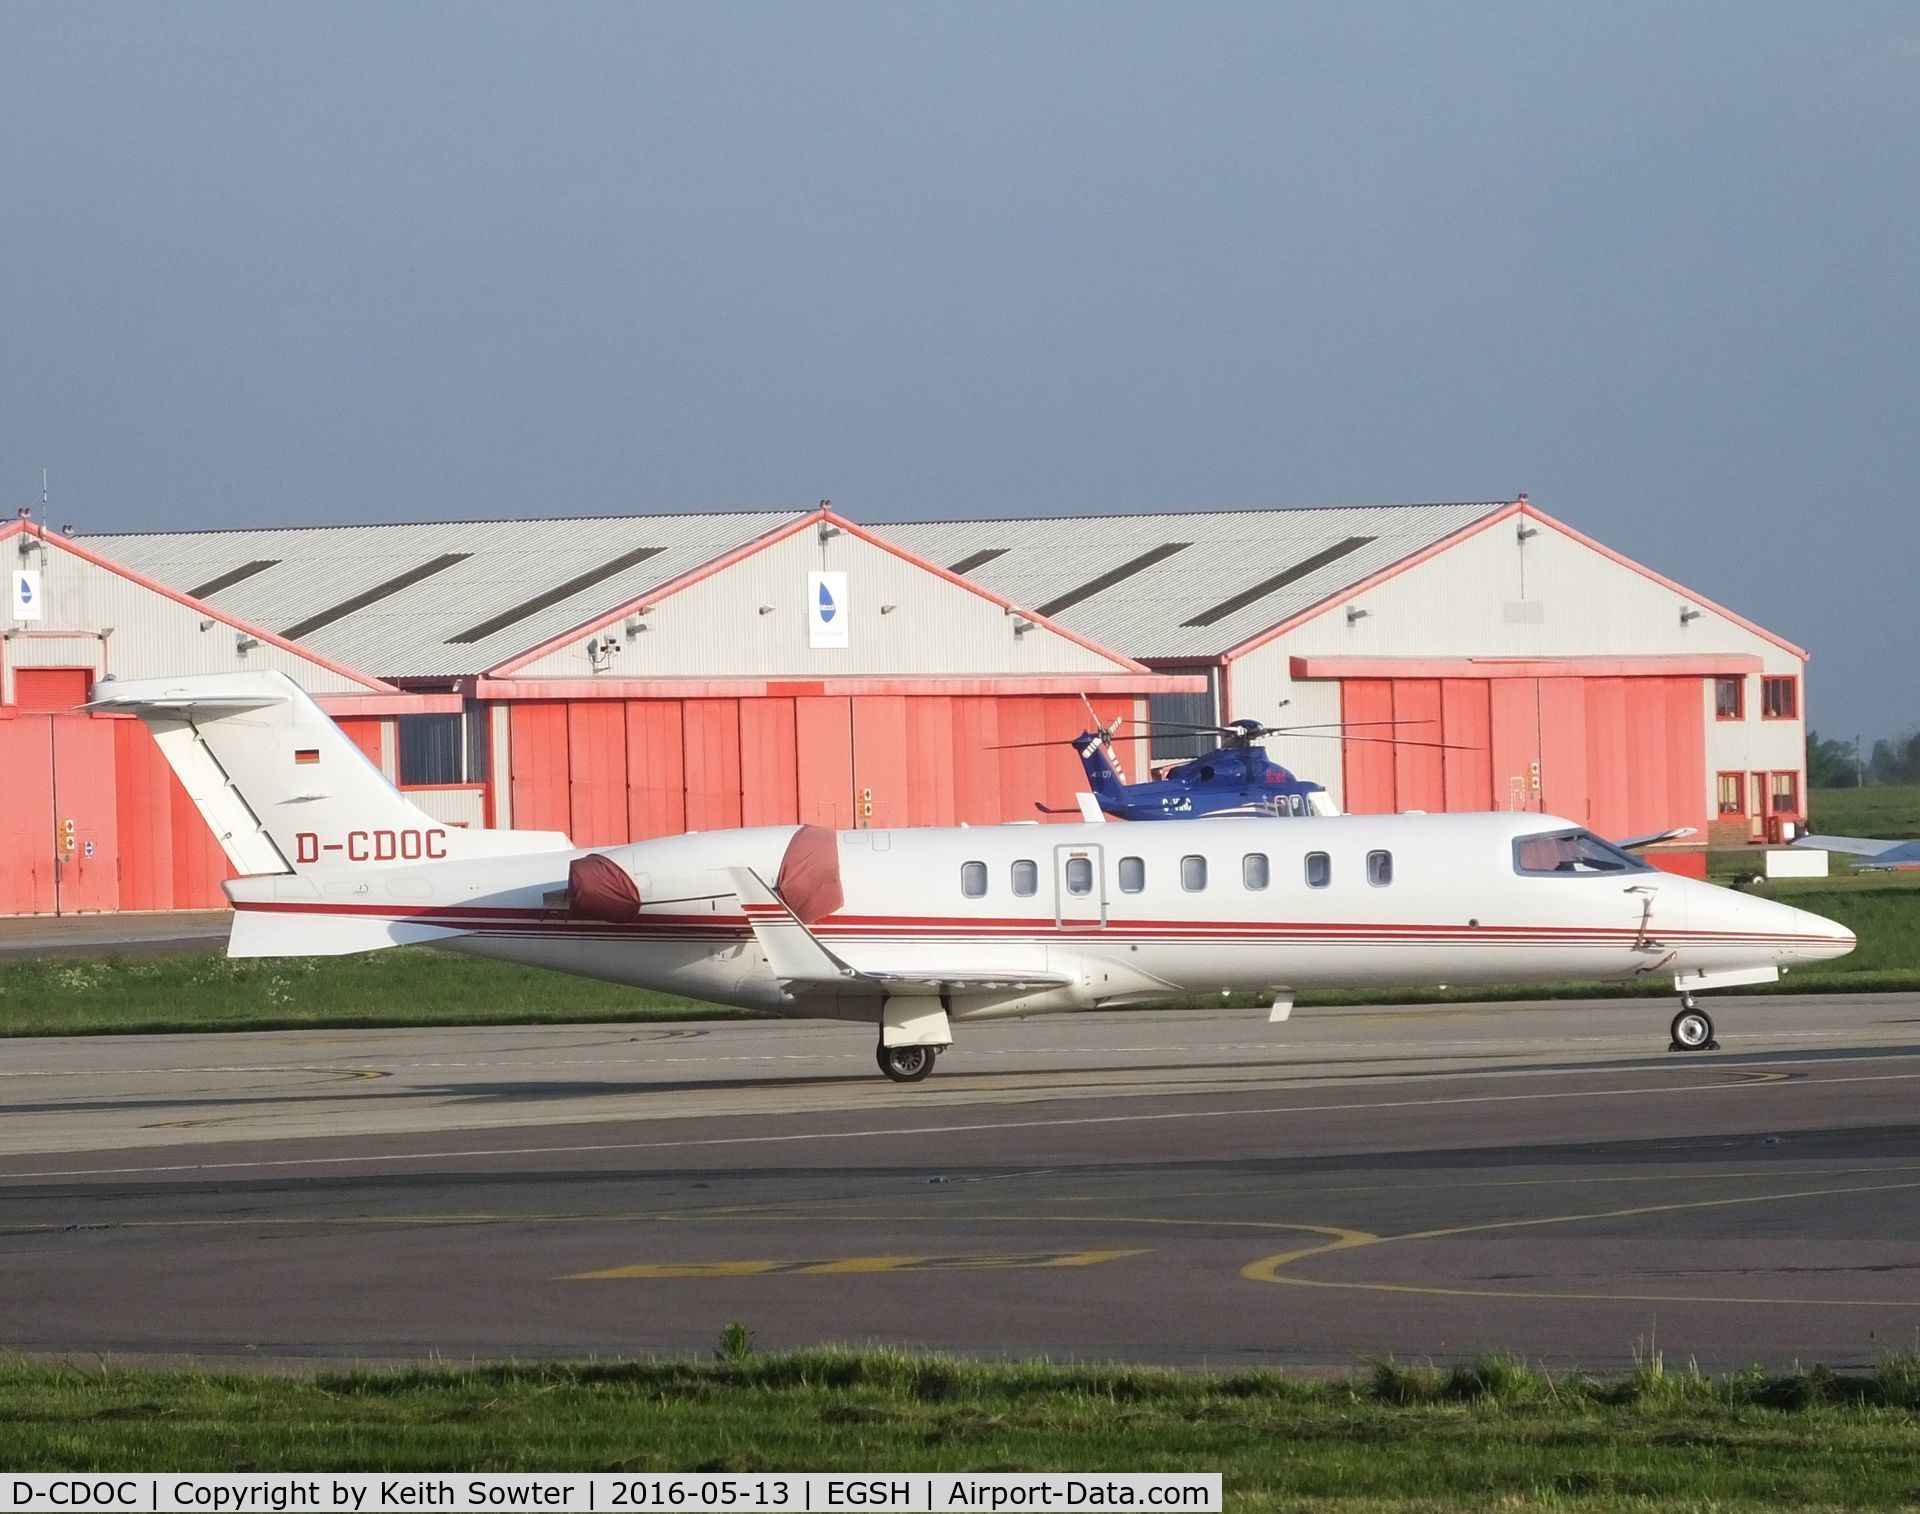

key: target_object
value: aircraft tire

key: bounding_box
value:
[877,1043,938,1082]
[1669,1006,1715,1052]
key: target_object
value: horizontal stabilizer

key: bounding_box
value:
[228,906,466,957]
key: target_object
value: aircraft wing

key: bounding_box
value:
[727,866,1069,995]
[1616,826,1698,850]
[1794,834,1920,867]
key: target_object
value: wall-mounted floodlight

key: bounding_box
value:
[757,605,775,615]
[623,613,646,636]
[1679,606,1703,625]
[1012,617,1035,636]
[235,634,259,654]
[1516,523,1540,542]
[879,604,897,615]
[1346,606,1370,626]
[199,618,214,632]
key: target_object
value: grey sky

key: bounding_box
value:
[2,3,1914,740]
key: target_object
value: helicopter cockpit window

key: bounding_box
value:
[1513,829,1649,876]
[1289,794,1306,816]
[1243,852,1270,890]
[961,861,988,897]
[1011,859,1038,897]
[1181,855,1208,891]
[1118,855,1146,892]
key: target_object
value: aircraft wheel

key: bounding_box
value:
[1669,1005,1716,1052]
[877,1043,938,1082]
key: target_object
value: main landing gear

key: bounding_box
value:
[876,1042,941,1083]
[1669,994,1718,1052]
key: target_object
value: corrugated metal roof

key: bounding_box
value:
[87,501,1512,677]
[888,502,1509,657]
[88,513,794,677]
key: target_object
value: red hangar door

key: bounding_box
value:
[0,713,121,915]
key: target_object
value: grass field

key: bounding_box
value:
[3,875,1917,1038]
[5,1352,1920,1507]
[1810,783,1920,839]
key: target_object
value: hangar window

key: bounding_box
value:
[1305,852,1331,888]
[1242,852,1270,890]
[1714,677,1745,720]
[1716,772,1744,815]
[1065,856,1094,896]
[1513,829,1648,876]
[1180,855,1208,892]
[1762,676,1798,720]
[1011,859,1038,896]
[399,707,491,786]
[1118,856,1146,893]
[961,862,988,898]
[1770,771,1801,815]
[1366,850,1394,887]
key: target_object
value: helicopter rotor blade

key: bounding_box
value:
[984,738,1088,750]
[1275,731,1481,751]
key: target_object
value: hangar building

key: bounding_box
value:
[892,497,1808,858]
[0,515,448,915]
[1,496,1807,917]
[83,505,1190,864]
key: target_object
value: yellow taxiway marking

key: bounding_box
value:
[1241,1173,1920,1309]
[566,1248,1146,1280]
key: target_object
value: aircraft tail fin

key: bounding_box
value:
[88,671,570,875]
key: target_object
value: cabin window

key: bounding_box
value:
[961,861,988,897]
[1714,677,1745,720]
[1011,859,1038,897]
[1181,855,1208,891]
[1513,829,1649,875]
[1118,855,1146,893]
[1305,851,1331,888]
[1065,856,1094,896]
[1242,852,1270,890]
[1367,850,1393,887]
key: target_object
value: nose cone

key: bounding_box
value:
[1688,881,1856,966]
[1781,902,1857,964]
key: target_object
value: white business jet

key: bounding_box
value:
[91,672,1854,1081]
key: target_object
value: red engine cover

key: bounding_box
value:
[568,852,642,923]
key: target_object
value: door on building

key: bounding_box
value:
[0,708,120,916]
[1747,773,1767,843]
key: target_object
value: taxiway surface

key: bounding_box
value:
[3,994,1919,1371]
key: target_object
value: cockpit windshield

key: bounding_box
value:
[1513,829,1650,876]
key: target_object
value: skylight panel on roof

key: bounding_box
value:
[188,560,279,600]
[1034,542,1190,618]
[281,553,473,640]
[445,545,666,646]
[1180,536,1376,628]
[947,547,1009,575]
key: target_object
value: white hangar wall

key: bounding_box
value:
[504,521,1127,681]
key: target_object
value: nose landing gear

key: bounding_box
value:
[1669,995,1718,1052]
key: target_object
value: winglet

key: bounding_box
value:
[728,866,859,986]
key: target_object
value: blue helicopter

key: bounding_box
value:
[993,700,1464,822]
